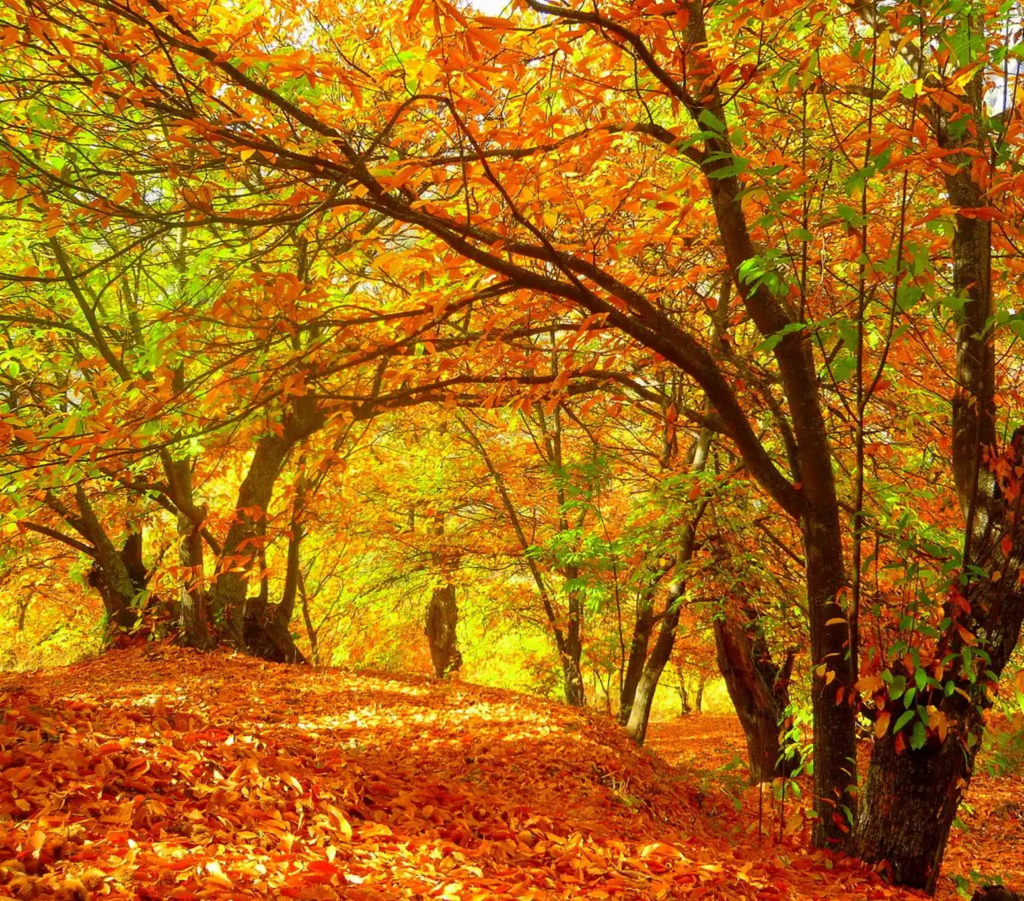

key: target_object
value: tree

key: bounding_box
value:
[6,0,1024,888]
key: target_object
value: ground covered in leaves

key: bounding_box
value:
[0,646,1021,899]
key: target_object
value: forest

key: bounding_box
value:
[1,0,1024,896]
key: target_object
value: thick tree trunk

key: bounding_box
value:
[855,577,1024,891]
[714,602,796,782]
[243,606,307,663]
[74,487,144,632]
[425,582,462,677]
[971,888,1024,901]
[209,398,323,646]
[854,720,971,892]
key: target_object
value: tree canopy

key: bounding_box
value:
[3,0,1024,893]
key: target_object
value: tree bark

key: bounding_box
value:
[971,888,1024,901]
[619,571,661,725]
[853,65,1023,890]
[677,671,691,716]
[424,511,463,678]
[714,602,796,782]
[241,473,309,664]
[854,573,1024,891]
[425,582,462,677]
[855,717,968,891]
[626,427,712,745]
[625,587,681,744]
[73,487,143,632]
[209,397,323,648]
[165,448,211,649]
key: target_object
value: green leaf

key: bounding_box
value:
[698,109,727,134]
[894,710,915,732]
[910,720,927,750]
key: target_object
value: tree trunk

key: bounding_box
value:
[74,487,143,632]
[853,67,1018,890]
[300,573,320,666]
[559,561,586,707]
[425,582,462,677]
[854,719,972,892]
[804,511,857,843]
[625,585,682,745]
[424,511,463,678]
[167,452,211,649]
[714,602,796,782]
[677,675,691,716]
[854,576,1024,891]
[619,577,659,725]
[626,427,713,745]
[695,674,706,713]
[209,398,323,646]
[971,888,1024,901]
[240,475,309,664]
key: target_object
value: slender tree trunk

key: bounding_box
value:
[459,414,583,706]
[242,474,308,664]
[167,450,211,648]
[619,578,659,725]
[625,595,678,744]
[803,510,857,842]
[714,602,796,782]
[695,674,706,713]
[425,582,462,677]
[676,671,691,716]
[424,512,463,677]
[626,426,713,744]
[300,573,319,666]
[559,569,586,706]
[560,648,586,706]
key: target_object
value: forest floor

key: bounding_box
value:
[0,645,1021,900]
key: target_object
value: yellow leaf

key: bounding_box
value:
[205,861,233,890]
[928,708,949,742]
[856,675,883,693]
[328,804,353,841]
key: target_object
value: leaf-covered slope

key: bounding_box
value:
[2,646,925,899]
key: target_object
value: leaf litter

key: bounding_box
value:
[0,644,1018,899]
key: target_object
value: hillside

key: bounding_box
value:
[0,646,1019,899]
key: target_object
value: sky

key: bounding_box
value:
[467,0,512,13]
